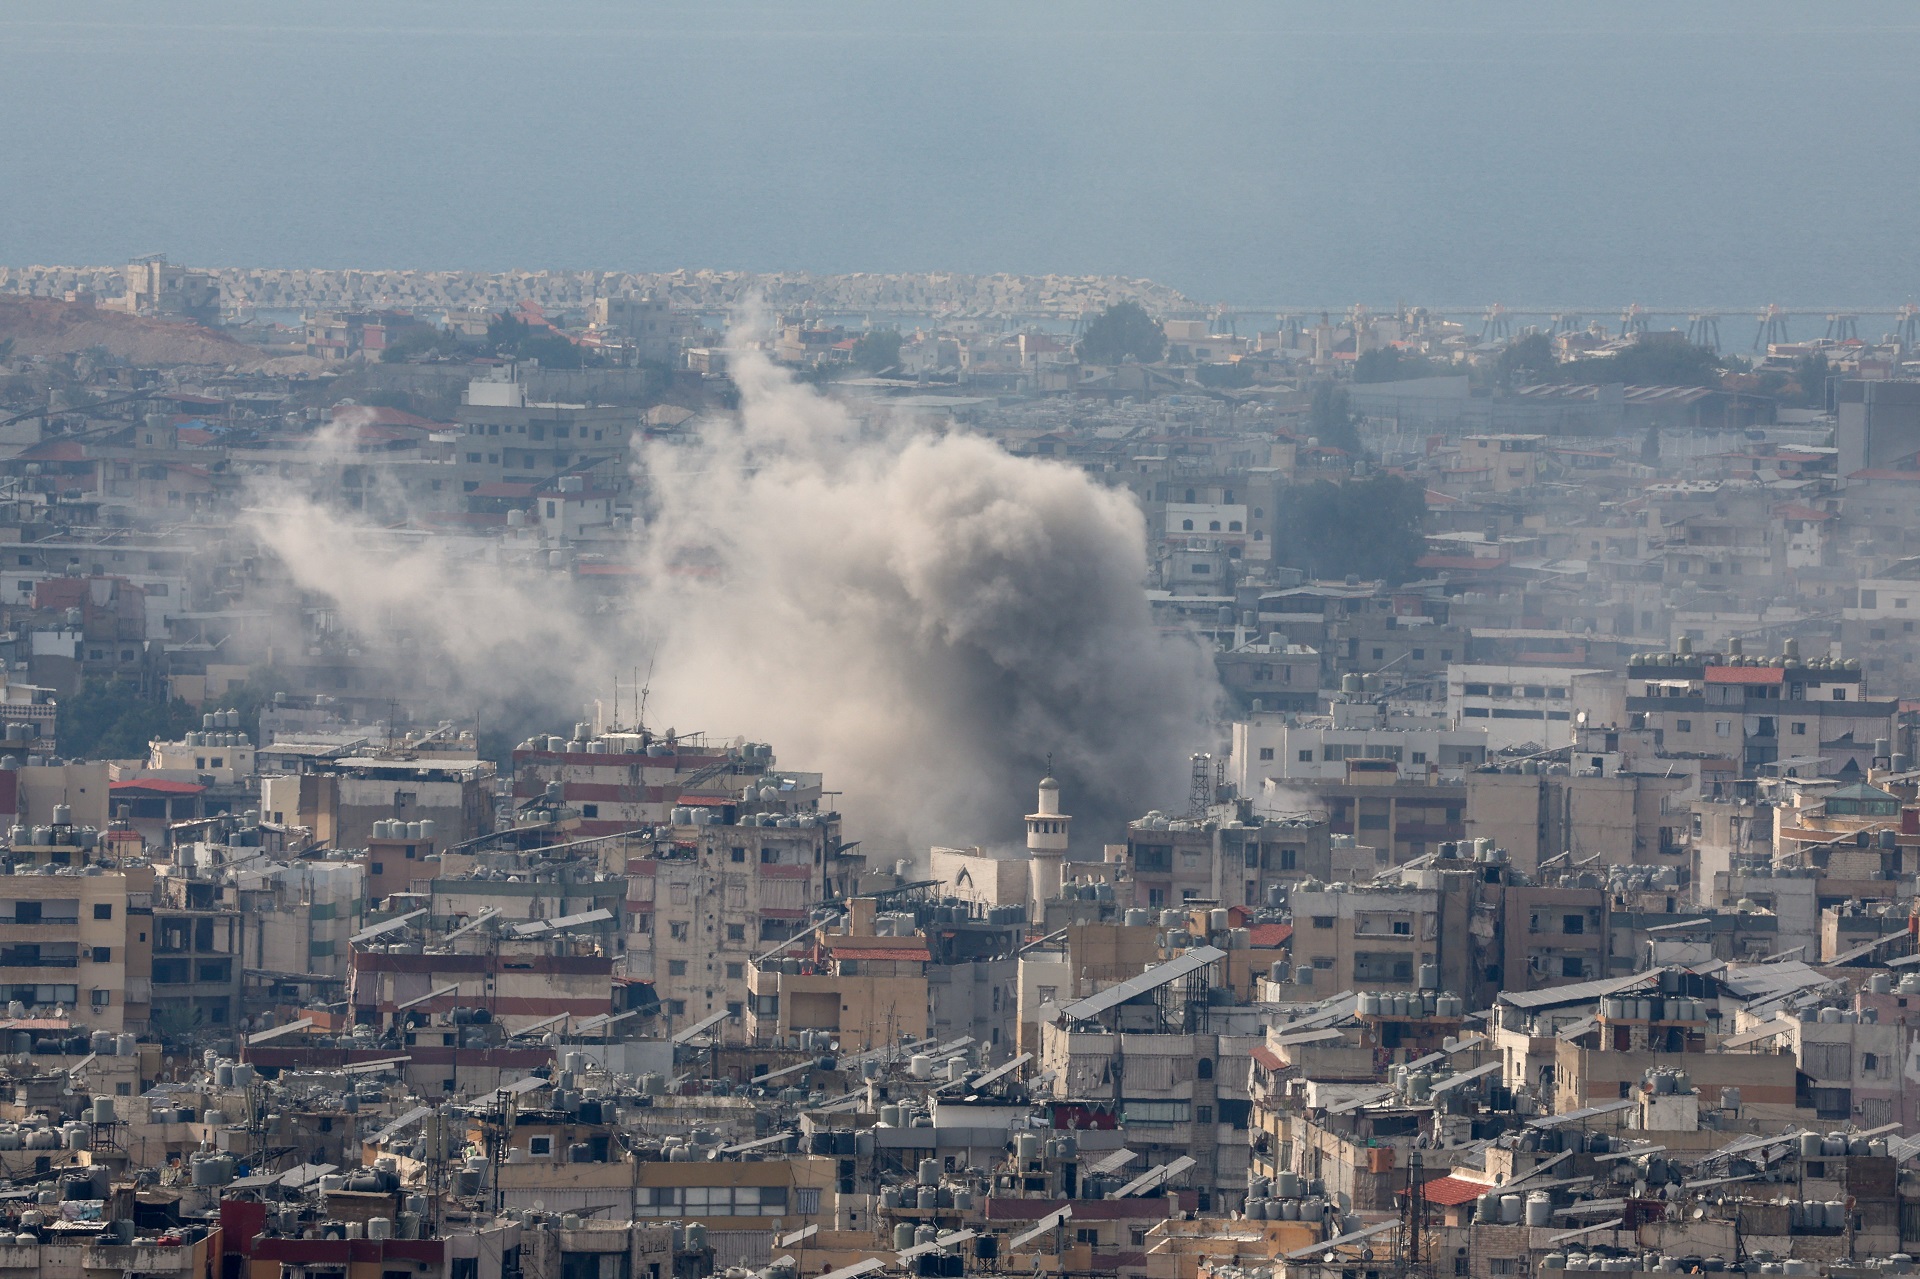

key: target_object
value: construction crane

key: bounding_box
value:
[1479,303,1511,342]
[1826,313,1860,342]
[1754,304,1790,351]
[1619,303,1648,337]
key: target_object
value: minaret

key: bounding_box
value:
[1025,776,1071,920]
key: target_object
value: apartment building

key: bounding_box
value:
[509,731,775,839]
[1117,802,1332,910]
[625,802,859,1036]
[1624,644,1896,778]
[1229,701,1488,794]
[0,827,153,1032]
[1447,662,1608,751]
[1287,879,1472,998]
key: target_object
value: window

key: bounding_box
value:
[1197,1058,1214,1079]
[1258,747,1274,761]
[726,924,745,942]
[1834,687,1848,701]
[667,1000,686,1016]
[726,963,744,979]
[1792,722,1807,735]
[1181,519,1193,531]
[1675,718,1692,732]
[90,989,109,1008]
[1715,720,1731,736]
[1298,749,1314,762]
[730,846,746,863]
[669,921,689,942]
[667,960,687,976]
[91,948,110,963]
[92,904,112,920]
[581,803,599,818]
[1562,914,1584,935]
[1312,916,1335,929]
[1195,1104,1214,1124]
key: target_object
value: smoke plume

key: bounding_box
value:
[242,331,1222,856]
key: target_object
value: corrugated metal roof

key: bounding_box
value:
[1499,970,1659,1010]
[1058,946,1226,1021]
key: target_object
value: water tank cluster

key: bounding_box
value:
[1243,1173,1345,1233]
[371,819,435,840]
[1600,995,1705,1022]
[875,1103,933,1129]
[1803,1005,1874,1025]
[1799,1131,1889,1158]
[1358,990,1466,1018]
[6,823,99,849]
[1640,1066,1695,1096]
[1539,1251,1780,1273]
[1602,865,1680,893]
[0,1118,94,1152]
[1775,1197,1851,1231]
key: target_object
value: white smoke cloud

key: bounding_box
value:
[241,332,1222,855]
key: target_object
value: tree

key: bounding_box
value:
[1307,382,1362,455]
[1271,474,1427,584]
[1792,352,1831,410]
[57,680,202,761]
[852,328,903,373]
[1562,336,1723,387]
[380,324,469,363]
[1075,302,1166,365]
[1195,361,1252,389]
[1495,333,1557,387]
[487,313,587,369]
[1353,346,1442,383]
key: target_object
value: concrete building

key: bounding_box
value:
[1447,663,1608,751]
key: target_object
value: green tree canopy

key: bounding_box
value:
[1307,382,1362,455]
[1075,302,1166,365]
[380,324,470,363]
[487,314,587,369]
[1495,333,1557,387]
[1563,336,1723,387]
[852,328,903,373]
[1353,346,1443,383]
[58,680,201,761]
[1791,352,1831,409]
[1271,474,1428,584]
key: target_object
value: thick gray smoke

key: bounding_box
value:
[242,334,1222,855]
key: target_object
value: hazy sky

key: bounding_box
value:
[4,1,1918,306]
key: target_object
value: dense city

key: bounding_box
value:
[0,256,1912,1279]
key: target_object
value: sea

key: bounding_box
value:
[4,0,1920,337]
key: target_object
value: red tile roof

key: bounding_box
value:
[1420,1174,1493,1205]
[1249,923,1293,948]
[1705,665,1784,685]
[111,778,205,796]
